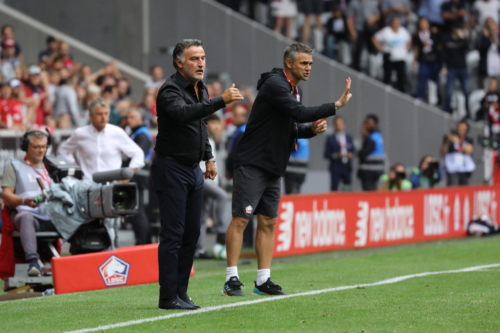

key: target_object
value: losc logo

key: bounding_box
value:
[98,255,130,287]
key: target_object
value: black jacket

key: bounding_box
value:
[442,34,468,69]
[154,72,225,164]
[324,133,355,170]
[234,68,337,176]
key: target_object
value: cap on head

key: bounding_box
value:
[28,65,42,75]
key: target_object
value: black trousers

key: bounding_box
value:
[127,184,151,245]
[357,170,383,191]
[284,172,306,194]
[152,157,203,300]
[383,55,406,93]
[351,29,376,72]
[329,166,352,191]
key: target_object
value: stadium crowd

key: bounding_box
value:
[0,20,481,252]
[217,0,500,120]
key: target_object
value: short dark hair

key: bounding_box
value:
[46,35,56,44]
[366,114,379,124]
[102,85,115,95]
[457,118,469,130]
[172,39,203,69]
[283,43,314,66]
[207,114,220,122]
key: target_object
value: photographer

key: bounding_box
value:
[378,163,412,191]
[440,119,475,186]
[411,155,442,189]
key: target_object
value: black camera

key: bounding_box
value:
[395,171,406,180]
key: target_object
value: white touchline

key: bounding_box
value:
[65,263,500,333]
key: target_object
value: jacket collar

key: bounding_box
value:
[175,71,206,91]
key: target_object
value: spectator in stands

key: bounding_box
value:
[299,0,324,51]
[197,114,228,258]
[372,16,412,92]
[57,42,76,72]
[117,78,131,100]
[54,75,81,128]
[81,84,100,115]
[284,138,309,194]
[411,155,442,188]
[471,0,500,32]
[1,130,56,276]
[324,5,349,60]
[23,65,52,127]
[272,0,298,39]
[417,0,446,29]
[47,69,60,106]
[441,0,467,33]
[476,78,500,129]
[381,0,411,27]
[225,103,248,179]
[0,39,20,81]
[125,107,153,245]
[440,119,475,185]
[137,89,156,128]
[78,64,93,86]
[443,23,471,117]
[0,80,25,130]
[324,116,355,191]
[378,163,412,191]
[413,17,443,102]
[477,18,500,88]
[145,65,165,89]
[346,0,380,72]
[101,85,121,125]
[1,25,22,59]
[358,114,385,191]
[9,79,29,129]
[38,36,58,66]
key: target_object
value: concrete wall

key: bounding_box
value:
[5,0,485,192]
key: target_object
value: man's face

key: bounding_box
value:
[365,118,376,131]
[48,40,58,52]
[90,106,110,131]
[232,105,248,126]
[59,42,69,56]
[394,165,406,174]
[2,27,13,39]
[126,111,142,128]
[0,85,11,99]
[26,137,48,164]
[207,119,221,137]
[177,46,206,84]
[489,79,498,92]
[391,17,401,30]
[29,74,41,86]
[290,52,313,82]
[457,123,468,136]
[152,67,163,80]
[334,118,345,132]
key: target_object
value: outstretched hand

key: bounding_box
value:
[312,118,327,134]
[222,83,244,105]
[335,78,352,109]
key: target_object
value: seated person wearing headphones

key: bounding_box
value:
[1,130,57,277]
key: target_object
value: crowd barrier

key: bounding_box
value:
[273,185,499,257]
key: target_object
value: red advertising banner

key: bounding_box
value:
[274,185,499,257]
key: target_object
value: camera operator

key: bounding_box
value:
[378,163,412,191]
[1,130,57,277]
[411,155,442,189]
[440,119,475,186]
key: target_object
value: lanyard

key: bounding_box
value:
[24,157,51,185]
[283,70,300,102]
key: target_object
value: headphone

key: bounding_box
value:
[20,129,52,152]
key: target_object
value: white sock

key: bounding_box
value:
[256,269,270,286]
[226,266,239,282]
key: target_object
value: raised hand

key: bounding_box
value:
[335,78,353,109]
[222,83,244,104]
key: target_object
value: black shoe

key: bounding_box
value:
[222,276,245,296]
[178,293,200,309]
[252,278,289,296]
[28,260,41,277]
[158,297,197,310]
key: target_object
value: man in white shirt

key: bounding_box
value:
[57,98,145,179]
[372,16,412,92]
[57,98,145,248]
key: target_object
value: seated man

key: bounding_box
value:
[378,163,412,191]
[1,130,57,276]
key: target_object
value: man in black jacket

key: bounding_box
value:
[222,43,352,296]
[153,39,243,310]
[124,107,153,246]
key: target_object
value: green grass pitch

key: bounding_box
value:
[1,235,499,333]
